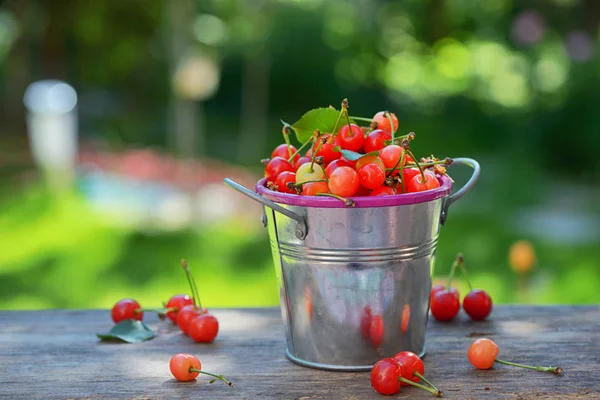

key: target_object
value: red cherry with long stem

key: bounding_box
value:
[177,305,201,334]
[430,290,460,322]
[370,358,443,397]
[169,353,233,385]
[111,299,143,323]
[188,313,219,343]
[455,253,493,321]
[372,111,399,135]
[393,351,440,393]
[165,294,194,323]
[468,339,562,374]
[337,123,364,152]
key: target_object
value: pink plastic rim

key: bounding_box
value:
[255,176,453,208]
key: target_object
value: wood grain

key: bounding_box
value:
[0,306,599,400]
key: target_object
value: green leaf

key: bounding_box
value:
[96,320,156,343]
[339,149,380,161]
[290,108,355,143]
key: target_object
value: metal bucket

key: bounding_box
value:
[224,157,480,371]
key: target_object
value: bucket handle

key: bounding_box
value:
[440,157,481,225]
[223,178,308,240]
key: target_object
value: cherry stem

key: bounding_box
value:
[134,307,178,314]
[495,359,563,375]
[413,371,441,392]
[398,376,443,397]
[398,151,406,193]
[181,259,203,311]
[456,253,473,291]
[288,136,313,163]
[384,111,396,140]
[281,125,294,160]
[348,116,373,123]
[316,193,355,207]
[342,105,353,137]
[446,256,460,290]
[310,135,323,173]
[330,105,345,138]
[188,368,234,387]
[406,148,426,183]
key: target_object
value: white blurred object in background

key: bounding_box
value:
[23,80,78,187]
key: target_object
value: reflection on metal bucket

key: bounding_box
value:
[224,157,480,371]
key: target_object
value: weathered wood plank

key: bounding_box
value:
[0,306,599,399]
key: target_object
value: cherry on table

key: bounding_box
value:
[188,313,219,343]
[370,358,442,397]
[430,290,460,322]
[463,289,493,321]
[177,304,203,335]
[169,353,233,386]
[165,294,194,323]
[111,298,143,324]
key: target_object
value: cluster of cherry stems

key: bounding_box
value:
[108,255,562,394]
[264,100,451,205]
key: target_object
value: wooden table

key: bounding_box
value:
[1,306,599,399]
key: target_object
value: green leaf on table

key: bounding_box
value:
[339,149,380,161]
[96,320,156,343]
[290,108,355,143]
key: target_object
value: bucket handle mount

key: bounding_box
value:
[440,157,481,225]
[223,178,308,240]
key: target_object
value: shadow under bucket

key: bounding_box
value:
[224,157,480,371]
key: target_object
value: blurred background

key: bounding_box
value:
[0,0,599,310]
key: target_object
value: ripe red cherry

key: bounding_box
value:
[111,299,142,324]
[295,156,311,171]
[468,338,499,370]
[430,285,459,302]
[370,314,384,348]
[370,358,402,395]
[188,313,219,343]
[324,159,351,177]
[430,290,460,322]
[463,289,493,321]
[401,167,421,184]
[165,294,194,323]
[360,306,372,340]
[372,111,399,135]
[271,144,299,164]
[358,164,386,190]
[313,134,341,165]
[169,353,202,382]
[393,351,424,384]
[364,129,391,153]
[265,157,293,182]
[406,173,440,193]
[370,186,395,196]
[379,145,404,170]
[274,171,297,194]
[177,305,202,334]
[337,124,364,152]
[301,181,329,196]
[328,166,359,197]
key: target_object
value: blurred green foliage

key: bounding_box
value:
[0,0,599,309]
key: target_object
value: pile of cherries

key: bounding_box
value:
[110,260,219,343]
[263,100,452,204]
[430,254,493,322]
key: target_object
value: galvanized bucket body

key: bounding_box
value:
[224,158,480,371]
